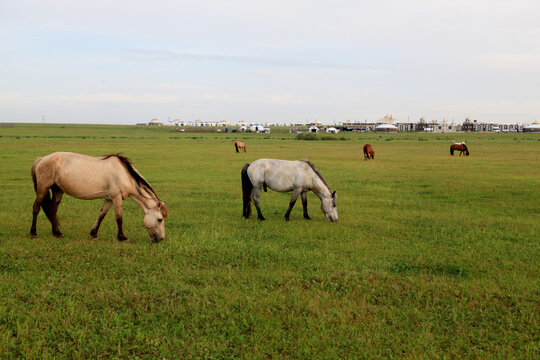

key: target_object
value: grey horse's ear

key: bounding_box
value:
[332,191,336,197]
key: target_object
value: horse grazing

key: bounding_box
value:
[30,152,169,242]
[235,141,247,153]
[241,159,338,222]
[363,144,375,160]
[450,143,470,156]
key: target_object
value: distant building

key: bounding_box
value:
[415,117,430,132]
[432,118,457,133]
[523,121,540,133]
[375,123,398,132]
[326,127,340,134]
[149,118,163,126]
[460,117,474,132]
[397,122,415,132]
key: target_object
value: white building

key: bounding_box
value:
[149,118,163,126]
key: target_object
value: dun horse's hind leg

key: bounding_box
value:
[30,190,48,237]
[112,196,128,241]
[30,181,56,237]
[48,185,64,237]
[301,192,311,220]
[284,188,302,221]
[251,187,265,220]
[90,199,112,239]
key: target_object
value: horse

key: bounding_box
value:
[363,144,375,160]
[30,152,169,242]
[450,143,470,156]
[235,141,247,153]
[241,159,338,222]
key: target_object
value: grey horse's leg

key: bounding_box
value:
[251,186,265,220]
[301,191,311,220]
[284,188,302,221]
[90,199,113,239]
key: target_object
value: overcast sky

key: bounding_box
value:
[1,0,539,125]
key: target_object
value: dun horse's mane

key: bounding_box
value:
[102,154,159,200]
[300,160,332,193]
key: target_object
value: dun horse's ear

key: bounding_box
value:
[159,201,169,218]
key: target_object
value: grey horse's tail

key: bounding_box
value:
[241,163,252,218]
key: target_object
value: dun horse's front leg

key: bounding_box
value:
[284,189,302,221]
[112,196,128,241]
[90,199,112,239]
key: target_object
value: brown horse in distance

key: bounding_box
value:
[363,144,375,160]
[235,141,247,153]
[450,143,470,156]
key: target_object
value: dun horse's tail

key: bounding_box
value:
[31,157,43,193]
[235,142,239,153]
[31,156,53,212]
[241,163,252,218]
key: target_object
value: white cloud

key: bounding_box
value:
[58,93,182,104]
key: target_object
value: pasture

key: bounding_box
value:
[0,124,539,358]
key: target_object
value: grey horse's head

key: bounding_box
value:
[321,191,338,222]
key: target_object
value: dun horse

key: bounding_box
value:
[450,142,470,156]
[235,141,247,153]
[363,144,375,160]
[30,152,169,242]
[241,159,338,222]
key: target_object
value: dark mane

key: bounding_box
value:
[300,160,332,192]
[102,153,159,199]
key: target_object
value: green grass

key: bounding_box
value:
[1,124,539,358]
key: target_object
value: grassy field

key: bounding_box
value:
[0,123,539,358]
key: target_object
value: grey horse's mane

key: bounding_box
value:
[300,160,332,193]
[102,153,160,200]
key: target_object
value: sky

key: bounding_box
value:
[1,0,539,125]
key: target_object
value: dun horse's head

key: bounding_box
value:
[143,200,169,242]
[321,191,338,222]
